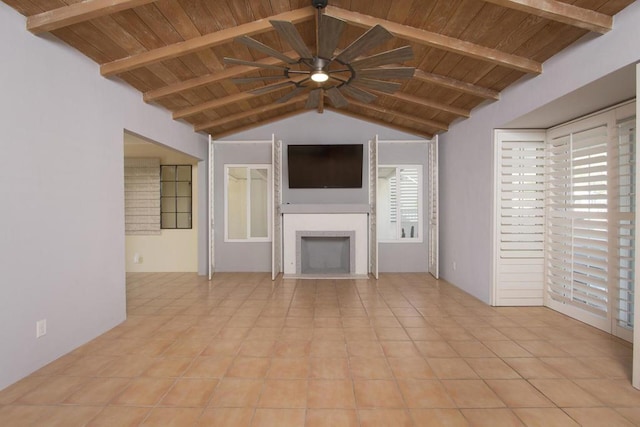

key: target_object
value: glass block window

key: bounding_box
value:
[161,165,192,229]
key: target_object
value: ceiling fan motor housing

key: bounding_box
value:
[312,0,328,9]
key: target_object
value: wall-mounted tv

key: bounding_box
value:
[287,144,363,189]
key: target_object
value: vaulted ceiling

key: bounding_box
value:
[4,0,635,138]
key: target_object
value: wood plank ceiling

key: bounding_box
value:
[4,0,634,138]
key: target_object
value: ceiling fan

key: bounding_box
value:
[223,0,415,110]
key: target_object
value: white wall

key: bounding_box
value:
[439,2,640,303]
[0,4,207,390]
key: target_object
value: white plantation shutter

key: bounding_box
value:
[547,123,610,328]
[493,131,546,305]
[399,168,419,237]
[614,117,636,340]
[428,138,439,278]
[546,103,636,338]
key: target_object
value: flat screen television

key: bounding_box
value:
[287,144,363,189]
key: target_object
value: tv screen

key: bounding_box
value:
[287,144,363,189]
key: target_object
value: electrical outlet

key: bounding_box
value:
[452,261,457,271]
[133,253,142,264]
[36,319,47,338]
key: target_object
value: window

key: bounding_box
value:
[225,165,271,241]
[160,165,192,229]
[377,166,422,242]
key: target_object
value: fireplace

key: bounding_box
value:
[281,205,369,278]
[297,232,355,275]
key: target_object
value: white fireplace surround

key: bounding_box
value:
[282,205,369,278]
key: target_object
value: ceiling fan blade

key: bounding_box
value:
[270,20,313,59]
[318,15,346,59]
[356,67,415,80]
[339,84,377,104]
[350,46,414,69]
[232,75,288,84]
[224,57,288,70]
[249,80,296,95]
[235,36,298,64]
[325,87,349,108]
[276,86,307,103]
[305,88,322,109]
[351,78,402,94]
[334,24,393,64]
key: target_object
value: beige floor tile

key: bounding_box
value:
[258,379,307,408]
[512,408,580,427]
[428,358,479,379]
[111,377,175,406]
[86,406,150,427]
[388,357,436,379]
[415,341,459,358]
[442,380,506,408]
[226,357,271,378]
[35,405,103,427]
[349,357,393,379]
[251,408,305,427]
[143,357,193,377]
[0,375,49,404]
[140,407,203,426]
[267,358,309,379]
[306,409,359,427]
[16,376,88,404]
[308,380,356,408]
[397,379,456,408]
[411,408,470,426]
[64,377,131,405]
[353,380,405,408]
[160,378,218,407]
[528,379,602,407]
[5,273,640,426]
[485,379,554,408]
[503,358,562,379]
[466,358,521,380]
[0,405,51,427]
[483,341,532,358]
[310,358,350,379]
[563,407,635,427]
[572,378,640,407]
[358,409,414,427]
[381,341,421,358]
[449,341,496,358]
[196,408,254,427]
[238,340,275,357]
[461,408,524,427]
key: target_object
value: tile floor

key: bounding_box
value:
[1,272,639,426]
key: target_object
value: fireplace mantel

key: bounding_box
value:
[282,211,369,278]
[280,204,370,214]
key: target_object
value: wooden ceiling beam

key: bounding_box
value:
[348,100,448,131]
[413,70,499,100]
[144,50,298,102]
[327,108,433,139]
[194,95,307,132]
[173,75,307,119]
[325,6,541,74]
[101,7,315,76]
[27,0,158,34]
[370,90,470,118]
[482,0,612,34]
[210,110,308,139]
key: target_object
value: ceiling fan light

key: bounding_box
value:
[311,71,329,83]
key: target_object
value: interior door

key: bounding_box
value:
[271,135,282,280]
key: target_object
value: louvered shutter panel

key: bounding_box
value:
[547,118,613,330]
[493,131,546,305]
